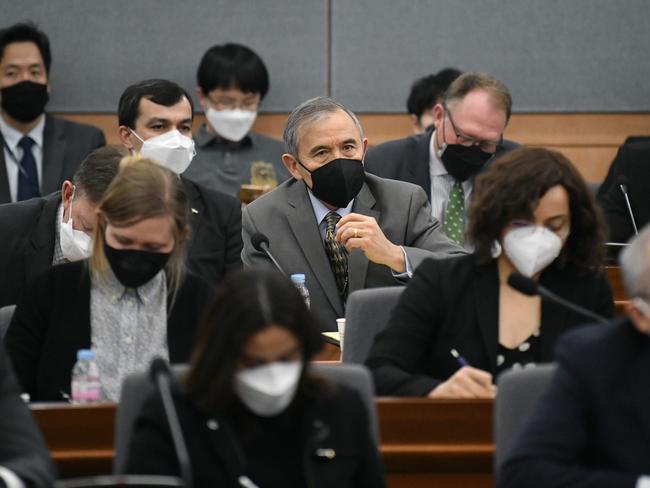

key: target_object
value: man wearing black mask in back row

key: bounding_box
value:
[0,22,105,203]
[366,73,517,247]
[242,96,464,331]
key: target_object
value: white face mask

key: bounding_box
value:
[234,361,302,417]
[60,190,93,261]
[131,129,196,174]
[206,107,257,142]
[503,225,563,277]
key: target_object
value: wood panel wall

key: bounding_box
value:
[56,113,650,183]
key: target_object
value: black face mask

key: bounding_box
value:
[298,158,365,209]
[439,143,493,182]
[1,81,49,123]
[103,242,171,289]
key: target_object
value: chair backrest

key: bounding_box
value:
[494,363,557,469]
[342,287,404,364]
[0,305,16,341]
[113,363,378,474]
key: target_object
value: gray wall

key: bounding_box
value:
[2,0,648,113]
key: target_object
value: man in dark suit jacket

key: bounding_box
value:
[365,73,517,246]
[597,141,650,244]
[0,145,124,307]
[242,97,463,331]
[498,227,650,487]
[0,22,105,203]
[117,79,243,285]
[0,346,56,487]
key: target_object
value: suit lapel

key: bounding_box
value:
[538,267,571,359]
[181,178,207,256]
[473,260,499,372]
[407,129,433,200]
[25,193,61,284]
[286,182,343,318]
[348,182,379,293]
[0,132,11,203]
[41,115,66,195]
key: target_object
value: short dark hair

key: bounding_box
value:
[197,43,269,98]
[406,67,462,117]
[73,145,126,203]
[184,270,324,414]
[468,147,606,270]
[0,21,51,73]
[117,79,194,128]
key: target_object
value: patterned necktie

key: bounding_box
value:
[17,136,40,201]
[323,211,349,298]
[442,180,465,244]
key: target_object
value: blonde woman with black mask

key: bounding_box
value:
[6,155,214,402]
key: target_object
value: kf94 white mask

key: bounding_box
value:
[503,225,562,277]
[206,108,257,142]
[132,129,196,174]
[60,191,93,261]
[234,361,302,417]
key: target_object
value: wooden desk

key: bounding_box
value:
[606,266,630,315]
[32,398,494,487]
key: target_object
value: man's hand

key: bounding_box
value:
[428,366,496,399]
[336,213,406,272]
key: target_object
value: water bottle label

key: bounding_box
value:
[72,382,102,402]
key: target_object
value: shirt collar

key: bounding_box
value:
[307,186,354,225]
[429,130,449,177]
[194,123,253,149]
[0,113,45,151]
[103,267,166,305]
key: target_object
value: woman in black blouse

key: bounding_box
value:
[366,147,615,398]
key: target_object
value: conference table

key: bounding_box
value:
[32,398,494,488]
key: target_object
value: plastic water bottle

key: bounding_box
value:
[71,349,102,403]
[291,274,310,309]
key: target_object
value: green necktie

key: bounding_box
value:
[442,181,465,244]
[323,211,349,298]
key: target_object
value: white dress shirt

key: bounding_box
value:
[0,466,25,488]
[0,114,45,202]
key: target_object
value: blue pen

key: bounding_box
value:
[450,348,469,367]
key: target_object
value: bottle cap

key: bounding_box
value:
[77,349,95,361]
[290,273,306,283]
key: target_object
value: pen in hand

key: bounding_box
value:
[450,348,469,367]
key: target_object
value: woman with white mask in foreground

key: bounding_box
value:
[366,147,615,398]
[125,269,385,487]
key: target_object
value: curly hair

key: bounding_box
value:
[468,147,605,270]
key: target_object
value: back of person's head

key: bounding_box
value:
[185,269,323,413]
[468,147,605,270]
[406,67,462,117]
[118,79,194,129]
[444,72,512,122]
[0,21,51,73]
[90,155,189,292]
[620,226,650,298]
[72,145,127,203]
[283,96,364,157]
[197,43,269,98]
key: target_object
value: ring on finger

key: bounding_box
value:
[354,227,359,238]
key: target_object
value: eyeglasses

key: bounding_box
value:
[445,106,503,153]
[207,96,259,112]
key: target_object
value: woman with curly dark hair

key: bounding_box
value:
[366,147,615,398]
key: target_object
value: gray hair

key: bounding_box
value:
[283,96,364,157]
[620,226,650,298]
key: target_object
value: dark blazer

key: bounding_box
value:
[125,384,385,488]
[242,173,464,331]
[498,319,650,488]
[597,141,650,243]
[0,346,56,487]
[364,127,519,201]
[4,261,214,401]
[0,114,105,203]
[0,191,60,307]
[365,254,615,396]
[182,177,243,285]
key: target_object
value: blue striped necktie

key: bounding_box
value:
[17,136,40,201]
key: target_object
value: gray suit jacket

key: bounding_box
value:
[242,173,464,331]
[0,114,106,203]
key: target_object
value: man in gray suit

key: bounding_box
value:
[242,96,463,331]
[0,22,105,203]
